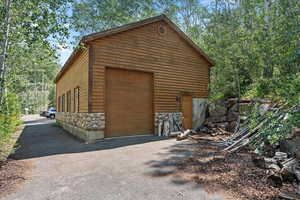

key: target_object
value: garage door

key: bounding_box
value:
[106,68,153,137]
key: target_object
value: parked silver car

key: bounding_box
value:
[45,107,56,119]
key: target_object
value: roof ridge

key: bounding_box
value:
[82,14,166,42]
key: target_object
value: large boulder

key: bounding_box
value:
[228,103,239,112]
[228,121,238,132]
[208,98,227,117]
[227,111,239,122]
[280,136,300,155]
[205,115,227,123]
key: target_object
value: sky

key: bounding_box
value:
[57,3,77,67]
[58,45,73,66]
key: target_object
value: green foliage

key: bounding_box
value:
[248,105,300,149]
[246,73,300,104]
[0,93,21,160]
[182,0,300,101]
[48,85,56,108]
[71,0,157,39]
[70,0,188,40]
[0,0,70,159]
[1,0,69,113]
[6,43,60,113]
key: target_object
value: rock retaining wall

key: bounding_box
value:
[204,98,273,132]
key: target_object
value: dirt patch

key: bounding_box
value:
[0,159,34,198]
[171,136,292,200]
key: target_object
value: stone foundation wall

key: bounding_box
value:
[155,112,183,136]
[56,107,207,140]
[56,112,105,142]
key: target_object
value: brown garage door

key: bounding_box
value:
[105,68,153,137]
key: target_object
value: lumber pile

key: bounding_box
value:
[220,103,299,153]
[156,113,183,137]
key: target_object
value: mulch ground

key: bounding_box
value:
[0,159,33,198]
[173,135,293,200]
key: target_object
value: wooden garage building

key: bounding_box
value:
[55,15,214,142]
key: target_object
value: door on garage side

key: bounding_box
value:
[105,68,153,137]
[182,94,192,130]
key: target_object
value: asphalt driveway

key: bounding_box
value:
[3,116,223,200]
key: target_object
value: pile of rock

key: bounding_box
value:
[280,128,300,156]
[251,128,300,199]
[204,98,254,133]
[252,152,297,186]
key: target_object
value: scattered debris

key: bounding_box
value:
[176,136,286,200]
[156,113,183,137]
[0,159,32,198]
[176,129,194,141]
[175,98,299,199]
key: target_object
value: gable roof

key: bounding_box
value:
[55,14,214,83]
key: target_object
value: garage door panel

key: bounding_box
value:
[106,68,153,137]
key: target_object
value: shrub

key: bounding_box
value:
[0,93,21,160]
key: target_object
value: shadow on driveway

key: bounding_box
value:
[145,141,198,184]
[11,119,166,160]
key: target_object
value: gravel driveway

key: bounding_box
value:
[3,116,223,200]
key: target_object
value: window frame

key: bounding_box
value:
[58,96,61,112]
[66,90,71,112]
[62,94,65,112]
[74,87,80,113]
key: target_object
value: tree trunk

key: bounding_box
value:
[0,0,12,103]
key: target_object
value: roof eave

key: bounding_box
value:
[54,40,86,83]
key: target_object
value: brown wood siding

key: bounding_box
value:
[56,49,89,112]
[105,68,153,137]
[91,21,210,113]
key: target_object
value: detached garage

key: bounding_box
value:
[55,14,214,142]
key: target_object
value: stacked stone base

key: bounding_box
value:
[56,101,207,142]
[56,112,105,143]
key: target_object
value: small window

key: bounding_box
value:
[58,96,61,112]
[62,94,65,112]
[60,96,63,112]
[74,87,80,112]
[67,90,71,112]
